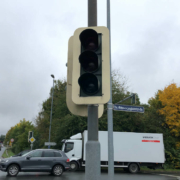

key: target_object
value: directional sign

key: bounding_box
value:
[45,142,57,146]
[29,137,36,143]
[113,104,144,113]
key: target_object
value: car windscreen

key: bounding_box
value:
[22,151,33,157]
[21,150,30,155]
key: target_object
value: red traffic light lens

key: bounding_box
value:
[79,29,98,51]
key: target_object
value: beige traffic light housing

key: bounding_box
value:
[72,26,110,105]
[66,36,104,118]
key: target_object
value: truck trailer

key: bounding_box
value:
[61,130,165,173]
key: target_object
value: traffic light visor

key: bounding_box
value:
[78,73,100,95]
[79,29,98,51]
[79,51,99,73]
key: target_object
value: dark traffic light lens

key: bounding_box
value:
[84,38,98,50]
[78,73,100,95]
[79,29,98,51]
[79,51,99,73]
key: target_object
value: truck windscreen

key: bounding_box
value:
[62,143,65,151]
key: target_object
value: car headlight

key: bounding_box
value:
[1,160,9,163]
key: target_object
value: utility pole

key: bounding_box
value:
[107,0,114,179]
[85,1,100,180]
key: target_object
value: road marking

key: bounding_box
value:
[159,174,180,179]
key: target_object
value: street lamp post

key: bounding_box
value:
[48,74,55,149]
[107,0,114,179]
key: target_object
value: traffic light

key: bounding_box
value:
[66,36,104,118]
[72,26,110,105]
[28,131,33,142]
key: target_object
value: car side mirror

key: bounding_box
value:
[26,156,31,160]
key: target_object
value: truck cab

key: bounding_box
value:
[61,133,82,171]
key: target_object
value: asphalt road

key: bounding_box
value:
[0,146,179,180]
[0,170,179,180]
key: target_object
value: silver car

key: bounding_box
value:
[0,149,70,177]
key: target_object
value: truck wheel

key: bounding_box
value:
[7,164,19,177]
[128,163,139,173]
[70,161,78,171]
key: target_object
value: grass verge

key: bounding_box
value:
[140,167,180,173]
[2,148,15,158]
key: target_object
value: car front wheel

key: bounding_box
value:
[7,164,19,177]
[52,165,64,176]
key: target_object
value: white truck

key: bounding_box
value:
[61,130,165,173]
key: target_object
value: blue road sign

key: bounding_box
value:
[113,104,144,113]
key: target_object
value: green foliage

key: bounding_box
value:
[2,148,15,158]
[4,119,35,154]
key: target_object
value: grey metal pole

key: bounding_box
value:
[48,76,55,149]
[107,0,114,179]
[88,0,97,26]
[85,1,100,180]
[85,105,100,180]
[31,143,33,150]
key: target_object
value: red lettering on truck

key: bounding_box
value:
[142,140,160,143]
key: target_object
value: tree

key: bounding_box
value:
[158,83,180,136]
[146,90,180,168]
[0,135,5,143]
[4,119,36,154]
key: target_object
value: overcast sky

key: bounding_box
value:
[0,0,180,135]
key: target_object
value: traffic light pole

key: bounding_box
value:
[107,0,114,179]
[88,0,97,27]
[85,1,100,180]
[85,105,100,180]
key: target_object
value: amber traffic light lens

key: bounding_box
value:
[79,51,99,73]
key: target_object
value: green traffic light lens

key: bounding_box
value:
[78,73,100,95]
[79,51,99,73]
